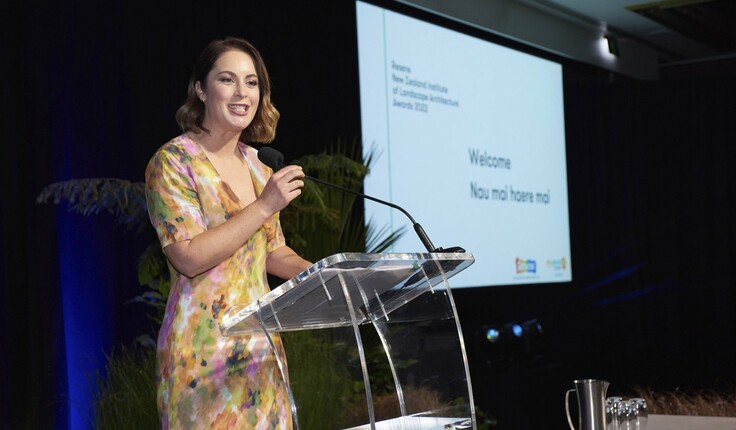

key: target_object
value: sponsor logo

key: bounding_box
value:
[515,257,537,274]
[546,257,568,271]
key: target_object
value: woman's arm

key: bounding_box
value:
[266,246,313,280]
[164,165,305,277]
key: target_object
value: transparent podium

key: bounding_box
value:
[221,252,476,430]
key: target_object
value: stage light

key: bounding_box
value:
[475,320,548,372]
[511,323,523,338]
[485,327,501,343]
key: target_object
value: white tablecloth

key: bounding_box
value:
[648,414,736,430]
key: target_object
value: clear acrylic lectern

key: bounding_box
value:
[221,252,476,430]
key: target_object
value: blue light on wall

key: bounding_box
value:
[57,210,114,429]
[56,62,114,428]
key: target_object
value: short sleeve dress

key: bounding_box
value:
[145,134,292,430]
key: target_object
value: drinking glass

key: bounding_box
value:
[630,398,648,430]
[606,397,623,430]
[616,400,635,430]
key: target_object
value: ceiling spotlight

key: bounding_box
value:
[605,35,619,57]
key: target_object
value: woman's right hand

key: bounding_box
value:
[164,164,306,278]
[257,165,305,214]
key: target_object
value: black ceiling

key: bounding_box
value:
[628,0,736,53]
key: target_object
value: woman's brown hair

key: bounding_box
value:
[175,37,280,143]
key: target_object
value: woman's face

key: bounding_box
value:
[197,50,260,136]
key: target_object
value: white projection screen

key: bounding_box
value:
[356,1,572,288]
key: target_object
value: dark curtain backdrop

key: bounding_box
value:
[3,1,736,429]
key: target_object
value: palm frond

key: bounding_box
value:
[280,137,405,262]
[365,222,407,254]
[36,178,148,232]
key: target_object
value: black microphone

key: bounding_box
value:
[258,147,464,253]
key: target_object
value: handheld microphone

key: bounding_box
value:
[258,147,464,253]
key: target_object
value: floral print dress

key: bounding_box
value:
[145,134,291,430]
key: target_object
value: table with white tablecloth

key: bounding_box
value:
[648,414,736,430]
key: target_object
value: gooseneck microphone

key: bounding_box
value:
[258,147,464,253]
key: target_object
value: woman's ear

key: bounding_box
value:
[195,81,206,102]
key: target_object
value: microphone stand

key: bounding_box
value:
[304,174,464,254]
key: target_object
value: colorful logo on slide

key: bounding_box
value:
[516,257,537,274]
[546,257,568,271]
